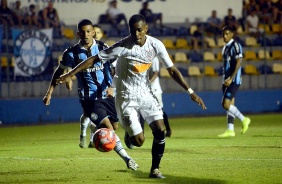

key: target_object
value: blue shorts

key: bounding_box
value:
[80,97,119,126]
[222,83,240,100]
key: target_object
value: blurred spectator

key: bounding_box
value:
[106,0,128,33]
[273,0,282,24]
[93,24,104,41]
[0,0,15,27]
[190,25,202,51]
[258,0,274,25]
[243,0,259,17]
[222,8,239,31]
[42,2,60,28]
[139,1,163,27]
[24,4,41,29]
[246,8,263,38]
[11,0,24,28]
[205,10,222,36]
[37,7,44,28]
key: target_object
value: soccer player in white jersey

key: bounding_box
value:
[57,14,206,178]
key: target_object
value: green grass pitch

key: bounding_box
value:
[0,113,281,184]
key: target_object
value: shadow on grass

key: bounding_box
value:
[118,170,227,184]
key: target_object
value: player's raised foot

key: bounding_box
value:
[217,130,235,138]
[79,135,86,148]
[88,141,94,148]
[124,132,134,149]
[241,117,251,134]
[165,130,172,137]
[126,158,139,171]
[149,169,165,178]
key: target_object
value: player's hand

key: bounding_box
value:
[224,77,232,87]
[56,73,71,84]
[43,94,51,106]
[105,87,114,97]
[66,79,73,91]
[190,93,207,110]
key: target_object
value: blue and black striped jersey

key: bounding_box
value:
[60,40,112,100]
[221,39,243,85]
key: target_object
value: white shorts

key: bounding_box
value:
[115,91,163,136]
[153,92,163,108]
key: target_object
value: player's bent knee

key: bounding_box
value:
[131,134,145,147]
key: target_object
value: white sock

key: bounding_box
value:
[227,123,234,130]
[89,122,97,143]
[113,133,130,162]
[80,114,90,137]
[228,105,244,121]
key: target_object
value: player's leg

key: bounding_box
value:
[96,98,139,170]
[163,111,172,137]
[88,122,97,148]
[219,84,250,137]
[98,119,139,171]
[79,113,91,148]
[148,119,166,178]
[141,94,166,178]
[156,93,172,137]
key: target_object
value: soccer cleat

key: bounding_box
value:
[126,158,139,171]
[149,169,165,178]
[124,132,134,149]
[241,117,251,134]
[79,135,86,148]
[88,142,94,148]
[165,130,172,137]
[217,130,235,137]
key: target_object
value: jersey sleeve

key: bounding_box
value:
[155,40,174,68]
[234,42,243,59]
[59,48,75,70]
[97,45,122,63]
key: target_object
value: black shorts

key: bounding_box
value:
[80,97,119,126]
[222,83,240,100]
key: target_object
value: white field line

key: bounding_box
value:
[0,157,281,161]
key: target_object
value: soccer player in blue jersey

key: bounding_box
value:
[43,19,138,170]
[218,26,251,138]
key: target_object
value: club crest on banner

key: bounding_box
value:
[12,29,53,77]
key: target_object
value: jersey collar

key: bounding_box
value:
[78,39,97,50]
[225,38,234,46]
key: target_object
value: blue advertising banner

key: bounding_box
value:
[12,28,53,77]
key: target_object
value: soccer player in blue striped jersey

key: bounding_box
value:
[43,19,138,171]
[218,26,251,138]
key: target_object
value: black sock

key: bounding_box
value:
[228,115,235,124]
[151,131,165,171]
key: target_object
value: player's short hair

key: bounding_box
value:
[93,24,102,30]
[77,19,93,31]
[222,25,234,33]
[129,14,146,28]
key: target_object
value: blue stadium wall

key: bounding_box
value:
[0,89,281,125]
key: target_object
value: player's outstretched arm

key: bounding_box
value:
[57,55,99,84]
[166,66,207,110]
[43,66,64,105]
